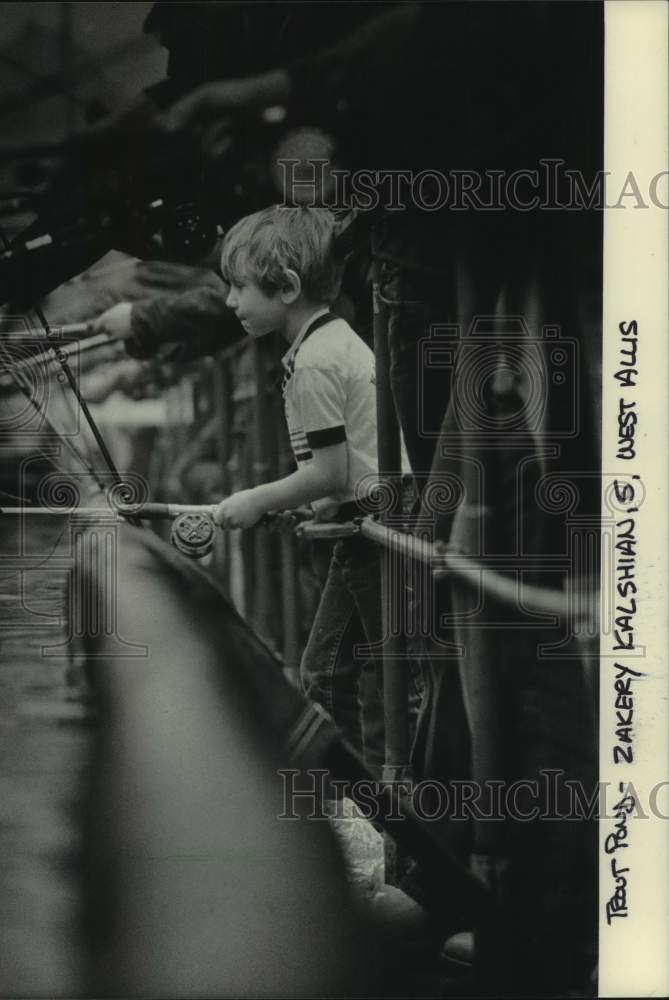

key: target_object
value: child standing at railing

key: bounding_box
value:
[214,205,389,775]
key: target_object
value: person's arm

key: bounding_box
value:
[214,442,347,530]
[159,4,419,135]
[160,69,292,133]
[127,282,241,358]
[92,281,243,360]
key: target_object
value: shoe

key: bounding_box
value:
[368,885,433,938]
[365,884,440,956]
[440,930,474,973]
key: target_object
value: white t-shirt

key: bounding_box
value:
[281,310,380,520]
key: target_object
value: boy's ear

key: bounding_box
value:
[279,269,302,304]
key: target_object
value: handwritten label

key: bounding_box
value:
[605,785,636,924]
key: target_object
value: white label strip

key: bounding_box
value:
[600,2,669,996]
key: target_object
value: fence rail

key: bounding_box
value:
[0,502,597,629]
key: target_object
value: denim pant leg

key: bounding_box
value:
[377,262,457,490]
[377,262,472,859]
[300,538,386,776]
[300,550,363,758]
[336,537,385,776]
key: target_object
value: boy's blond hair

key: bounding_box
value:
[220,206,342,304]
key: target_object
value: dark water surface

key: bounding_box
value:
[0,514,92,996]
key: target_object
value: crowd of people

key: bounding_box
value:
[17,3,604,996]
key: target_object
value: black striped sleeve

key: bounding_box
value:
[306,425,347,449]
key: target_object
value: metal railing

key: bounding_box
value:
[1,295,599,794]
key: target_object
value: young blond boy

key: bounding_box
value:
[215,206,385,773]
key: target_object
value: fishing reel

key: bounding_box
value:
[98,500,219,560]
[170,510,216,559]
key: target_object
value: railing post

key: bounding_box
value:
[280,532,300,682]
[250,340,274,640]
[274,380,301,683]
[371,260,411,790]
[44,513,146,659]
[212,355,232,592]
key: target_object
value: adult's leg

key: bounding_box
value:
[373,245,472,866]
[425,206,600,994]
[377,260,457,494]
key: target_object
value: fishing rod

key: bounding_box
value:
[0,499,595,627]
[0,330,122,389]
[0,503,314,559]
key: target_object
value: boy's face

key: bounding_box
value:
[225,280,287,338]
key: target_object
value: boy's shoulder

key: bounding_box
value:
[294,316,373,371]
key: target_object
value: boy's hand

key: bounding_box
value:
[213,490,266,530]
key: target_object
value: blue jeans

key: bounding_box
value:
[376,260,456,494]
[375,227,598,986]
[375,254,471,825]
[300,536,385,776]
